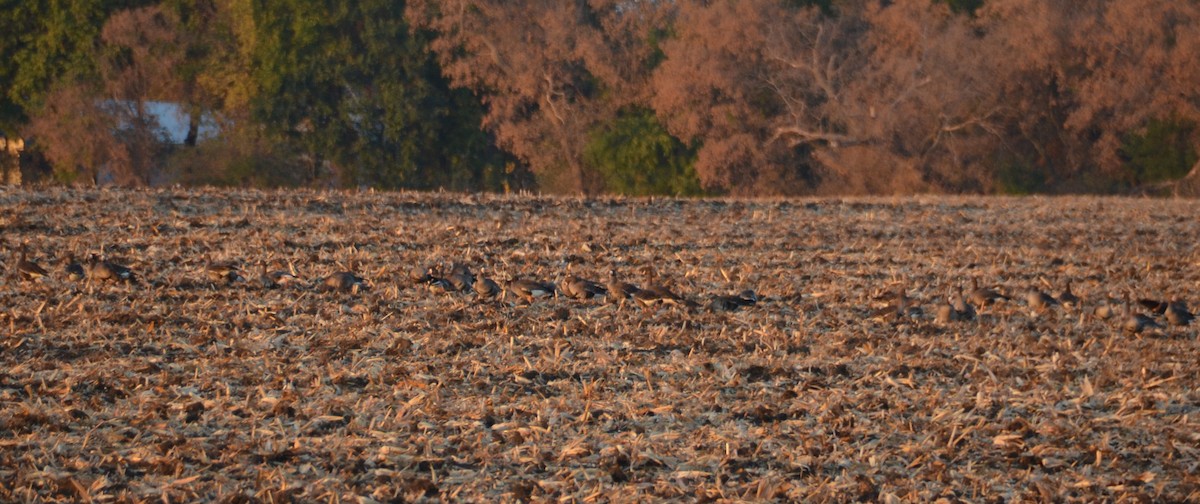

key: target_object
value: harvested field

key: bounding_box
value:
[1,187,1199,502]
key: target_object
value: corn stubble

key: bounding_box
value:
[1,188,1198,502]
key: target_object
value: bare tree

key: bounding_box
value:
[408,0,673,193]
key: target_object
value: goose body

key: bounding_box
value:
[321,271,367,293]
[87,254,136,283]
[1165,301,1194,326]
[1056,280,1080,308]
[15,245,49,281]
[64,257,86,281]
[969,278,1009,307]
[563,275,607,300]
[261,262,300,289]
[605,270,640,304]
[1026,289,1059,312]
[206,261,244,284]
[474,276,502,299]
[710,290,757,312]
[505,278,555,302]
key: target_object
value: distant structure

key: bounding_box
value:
[0,134,21,186]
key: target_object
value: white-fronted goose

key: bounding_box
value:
[320,271,368,293]
[633,281,690,308]
[446,265,475,292]
[504,277,556,303]
[562,274,607,300]
[261,261,300,289]
[87,254,136,284]
[1093,297,1121,320]
[15,244,50,281]
[872,284,919,322]
[206,261,244,285]
[1123,294,1161,334]
[605,270,640,305]
[474,272,501,300]
[63,254,86,282]
[408,264,434,285]
[1164,299,1194,326]
[969,278,1009,307]
[950,285,976,321]
[1026,289,1059,313]
[709,289,758,312]
[1056,280,1080,308]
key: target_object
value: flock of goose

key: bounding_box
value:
[9,241,1195,334]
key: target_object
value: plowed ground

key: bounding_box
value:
[2,188,1198,502]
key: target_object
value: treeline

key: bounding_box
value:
[2,0,1198,195]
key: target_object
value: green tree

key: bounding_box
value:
[584,109,702,196]
[0,0,152,132]
[249,0,509,190]
[1120,118,1197,186]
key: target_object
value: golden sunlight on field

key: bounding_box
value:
[2,188,1198,501]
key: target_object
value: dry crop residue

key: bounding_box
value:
[1,188,1198,502]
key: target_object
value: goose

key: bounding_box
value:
[1164,299,1194,326]
[562,274,607,300]
[504,277,556,303]
[949,285,976,321]
[87,254,136,284]
[605,270,640,305]
[446,264,475,292]
[935,301,959,324]
[63,254,86,281]
[1137,298,1170,315]
[969,278,1009,307]
[634,281,690,308]
[1093,297,1121,320]
[937,285,975,323]
[320,271,368,293]
[473,270,502,300]
[1056,280,1080,308]
[1026,288,1059,313]
[15,244,50,281]
[206,261,244,285]
[261,261,300,289]
[709,290,758,312]
[408,264,434,285]
[1123,294,1161,334]
[872,284,919,322]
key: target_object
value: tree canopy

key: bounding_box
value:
[2,0,1198,195]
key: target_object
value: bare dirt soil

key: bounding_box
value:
[1,188,1198,502]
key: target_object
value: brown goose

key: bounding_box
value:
[937,285,975,323]
[949,285,976,321]
[206,261,244,285]
[605,270,640,305]
[969,278,1009,307]
[504,277,556,303]
[1164,298,1194,327]
[633,280,690,308]
[319,270,368,293]
[1123,294,1161,334]
[446,263,475,292]
[1056,280,1080,308]
[1026,288,1059,313]
[260,261,300,289]
[408,264,434,285]
[709,290,758,312]
[562,274,607,300]
[15,244,50,281]
[1093,297,1122,320]
[872,284,920,322]
[63,254,86,282]
[473,271,502,300]
[87,254,136,284]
